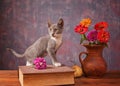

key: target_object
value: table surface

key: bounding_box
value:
[0,70,120,86]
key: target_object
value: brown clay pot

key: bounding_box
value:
[79,44,107,78]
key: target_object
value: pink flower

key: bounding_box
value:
[87,30,98,42]
[33,57,47,69]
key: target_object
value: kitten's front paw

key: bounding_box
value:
[26,61,33,66]
[54,62,62,67]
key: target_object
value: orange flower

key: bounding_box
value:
[80,18,92,27]
[97,30,110,43]
[94,22,108,31]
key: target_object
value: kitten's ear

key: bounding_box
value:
[57,18,64,28]
[48,19,52,28]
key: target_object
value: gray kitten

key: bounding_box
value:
[7,18,64,67]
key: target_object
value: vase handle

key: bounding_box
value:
[79,52,88,65]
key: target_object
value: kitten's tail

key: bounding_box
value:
[7,48,25,58]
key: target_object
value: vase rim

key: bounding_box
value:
[82,44,105,47]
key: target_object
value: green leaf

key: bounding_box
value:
[80,34,87,44]
[104,43,108,48]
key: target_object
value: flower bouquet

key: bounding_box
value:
[74,18,110,46]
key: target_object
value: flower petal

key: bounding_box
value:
[97,30,110,43]
[80,18,92,27]
[94,22,108,31]
[87,30,98,42]
[74,25,88,34]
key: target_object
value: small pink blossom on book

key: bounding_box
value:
[33,57,47,69]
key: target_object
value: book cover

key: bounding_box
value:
[19,65,74,86]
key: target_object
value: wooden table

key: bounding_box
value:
[0,70,120,86]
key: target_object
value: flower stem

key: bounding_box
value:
[80,34,87,44]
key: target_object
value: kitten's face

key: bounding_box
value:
[48,18,64,38]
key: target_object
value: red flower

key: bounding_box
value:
[97,30,110,43]
[94,22,108,31]
[74,25,88,34]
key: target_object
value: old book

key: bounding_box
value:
[19,65,74,86]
